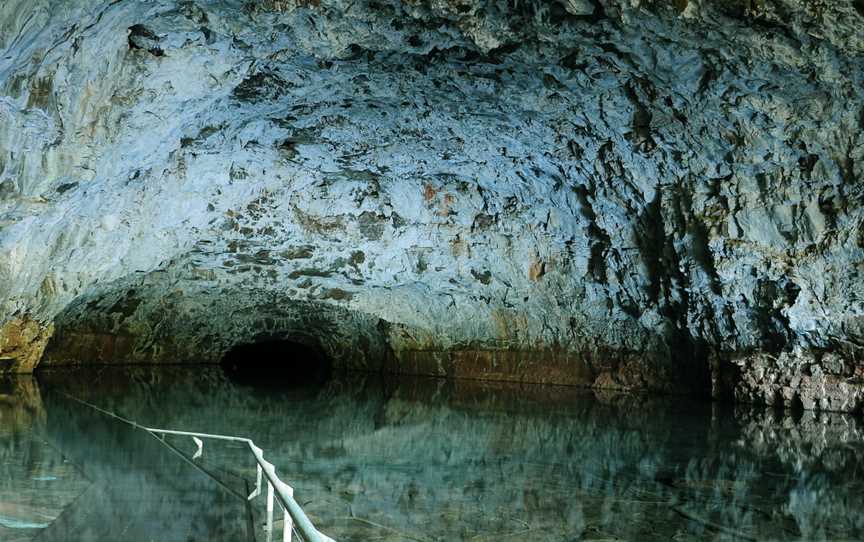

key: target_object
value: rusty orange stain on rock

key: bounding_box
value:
[528,259,546,281]
[0,317,55,374]
[423,183,436,201]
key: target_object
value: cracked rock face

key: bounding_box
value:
[0,0,863,408]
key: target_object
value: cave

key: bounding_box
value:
[220,338,332,386]
[1,0,864,539]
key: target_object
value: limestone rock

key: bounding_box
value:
[727,348,864,413]
[0,318,54,373]
[0,0,862,409]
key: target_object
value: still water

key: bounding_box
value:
[1,368,863,541]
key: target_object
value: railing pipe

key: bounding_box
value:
[62,394,336,542]
[145,428,335,542]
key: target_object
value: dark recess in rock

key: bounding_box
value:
[128,24,165,57]
[220,338,332,387]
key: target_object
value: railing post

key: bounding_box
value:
[283,486,294,542]
[266,481,275,542]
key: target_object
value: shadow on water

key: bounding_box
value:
[1,367,864,541]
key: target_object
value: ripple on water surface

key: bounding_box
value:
[2,368,864,541]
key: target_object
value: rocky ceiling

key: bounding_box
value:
[0,0,862,410]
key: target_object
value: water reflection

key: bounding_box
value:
[2,368,863,541]
[0,377,88,542]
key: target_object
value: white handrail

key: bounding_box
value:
[63,394,336,542]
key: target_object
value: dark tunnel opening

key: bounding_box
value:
[219,338,332,387]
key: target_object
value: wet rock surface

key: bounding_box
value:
[725,347,864,413]
[0,318,53,374]
[0,1,862,406]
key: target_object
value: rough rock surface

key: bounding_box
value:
[0,1,863,406]
[726,347,864,412]
[0,317,53,373]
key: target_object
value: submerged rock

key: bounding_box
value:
[0,0,862,408]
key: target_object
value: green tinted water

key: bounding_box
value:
[1,368,863,541]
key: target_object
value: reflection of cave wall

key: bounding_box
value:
[37,368,864,541]
[0,376,45,436]
[1,0,863,408]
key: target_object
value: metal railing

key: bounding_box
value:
[63,394,336,542]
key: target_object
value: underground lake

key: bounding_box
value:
[2,367,864,541]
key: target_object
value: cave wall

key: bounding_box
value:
[0,0,862,407]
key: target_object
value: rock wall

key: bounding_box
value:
[0,0,862,407]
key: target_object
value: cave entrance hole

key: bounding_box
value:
[220,338,332,387]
